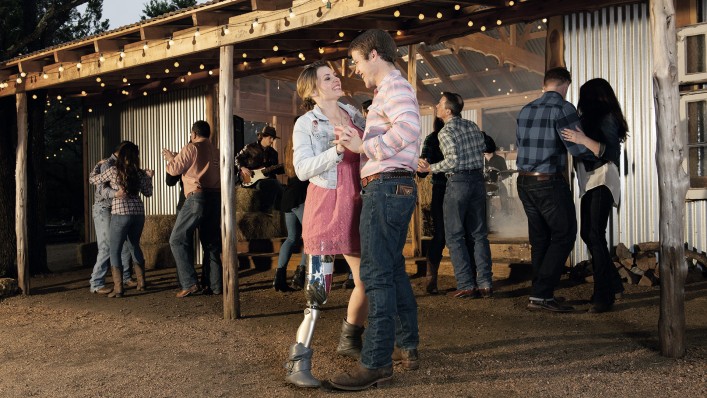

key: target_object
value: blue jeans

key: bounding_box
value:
[443,172,492,290]
[277,203,306,269]
[580,185,623,305]
[170,192,222,290]
[517,175,577,299]
[359,177,419,369]
[427,183,446,265]
[89,205,133,291]
[109,214,145,270]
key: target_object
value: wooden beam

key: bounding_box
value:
[18,61,44,74]
[407,43,422,258]
[419,47,452,86]
[15,92,29,295]
[140,26,174,41]
[219,44,240,320]
[53,49,81,63]
[192,11,230,27]
[651,0,688,358]
[250,0,292,11]
[446,34,545,75]
[546,16,564,69]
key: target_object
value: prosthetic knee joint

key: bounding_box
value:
[285,255,334,388]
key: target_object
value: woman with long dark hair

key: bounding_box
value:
[89,141,154,298]
[562,78,628,313]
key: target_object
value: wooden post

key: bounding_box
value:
[650,0,689,358]
[15,92,29,295]
[219,45,240,319]
[407,44,422,259]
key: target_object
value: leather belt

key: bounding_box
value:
[446,168,481,177]
[518,171,564,181]
[361,170,414,188]
[187,188,219,197]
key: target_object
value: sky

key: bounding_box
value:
[84,0,208,29]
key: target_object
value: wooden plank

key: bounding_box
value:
[407,44,422,258]
[220,45,239,320]
[250,0,292,11]
[15,92,29,295]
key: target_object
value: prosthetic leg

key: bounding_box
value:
[284,254,334,388]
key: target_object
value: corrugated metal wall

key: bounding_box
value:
[84,86,208,240]
[565,3,706,261]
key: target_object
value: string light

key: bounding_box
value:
[318,47,324,54]
[223,25,229,35]
[397,30,402,36]
[43,73,48,79]
[242,53,247,58]
[58,66,64,72]
[122,76,128,83]
[76,62,82,69]
[542,18,548,23]
[199,64,205,70]
[108,102,113,106]
[187,71,192,76]
[96,77,101,82]
[163,87,167,92]
[481,26,487,31]
[143,42,148,51]
[174,61,180,67]
[509,1,515,6]
[180,77,185,82]
[165,68,170,73]
[338,31,344,38]
[57,95,62,100]
[273,44,279,51]
[261,58,266,63]
[143,92,147,96]
[100,82,105,87]
[15,77,22,83]
[32,94,37,99]
[497,19,502,25]
[281,58,286,64]
[252,18,259,27]
[20,72,26,77]
[437,11,443,19]
[81,90,87,95]
[208,70,213,75]
[394,9,400,17]
[289,8,295,18]
[194,28,200,37]
[168,37,175,46]
[99,54,105,63]
[455,4,461,10]
[468,21,474,27]
[418,13,425,20]
[146,74,151,79]
[120,50,125,59]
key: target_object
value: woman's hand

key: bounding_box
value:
[561,126,587,145]
[334,125,363,154]
[145,169,154,178]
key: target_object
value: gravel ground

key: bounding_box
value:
[0,262,705,398]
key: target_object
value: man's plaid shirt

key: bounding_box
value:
[430,116,485,174]
[516,91,593,174]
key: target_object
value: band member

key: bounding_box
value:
[235,126,284,212]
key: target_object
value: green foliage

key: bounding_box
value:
[141,0,197,20]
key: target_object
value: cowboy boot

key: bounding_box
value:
[273,267,293,292]
[426,261,439,295]
[336,319,365,359]
[284,343,320,388]
[134,263,146,291]
[108,266,124,298]
[329,364,393,391]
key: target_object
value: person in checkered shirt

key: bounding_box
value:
[89,141,154,298]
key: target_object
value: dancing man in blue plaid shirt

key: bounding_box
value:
[419,92,492,299]
[516,67,597,313]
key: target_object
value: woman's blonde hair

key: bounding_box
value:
[296,60,328,111]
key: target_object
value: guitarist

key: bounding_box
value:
[235,125,284,211]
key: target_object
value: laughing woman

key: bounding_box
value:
[283,61,368,388]
[561,78,628,313]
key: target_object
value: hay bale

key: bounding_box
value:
[418,176,432,210]
[236,211,284,240]
[142,243,175,270]
[77,242,98,268]
[236,186,261,212]
[141,215,176,244]
[0,278,18,297]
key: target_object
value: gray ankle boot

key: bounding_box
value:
[284,343,320,388]
[336,319,365,359]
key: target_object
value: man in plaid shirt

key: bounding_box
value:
[516,67,596,313]
[418,92,492,300]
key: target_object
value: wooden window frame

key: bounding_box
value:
[680,90,707,199]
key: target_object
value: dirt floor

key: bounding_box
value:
[0,244,705,398]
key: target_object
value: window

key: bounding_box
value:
[679,23,707,84]
[680,91,707,198]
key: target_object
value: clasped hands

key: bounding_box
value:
[333,125,363,154]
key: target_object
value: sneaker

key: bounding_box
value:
[392,346,419,370]
[527,298,575,313]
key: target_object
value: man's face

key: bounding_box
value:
[261,136,275,147]
[436,97,449,119]
[351,49,376,89]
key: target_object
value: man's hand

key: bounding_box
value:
[334,125,363,154]
[116,188,127,198]
[145,169,155,178]
[240,167,252,178]
[417,158,431,173]
[161,147,176,162]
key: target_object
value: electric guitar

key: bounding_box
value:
[240,164,284,187]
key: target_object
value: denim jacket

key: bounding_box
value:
[293,102,366,189]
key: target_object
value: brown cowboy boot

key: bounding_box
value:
[134,263,146,291]
[107,266,124,298]
[329,364,393,391]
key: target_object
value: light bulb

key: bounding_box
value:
[394,10,400,17]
